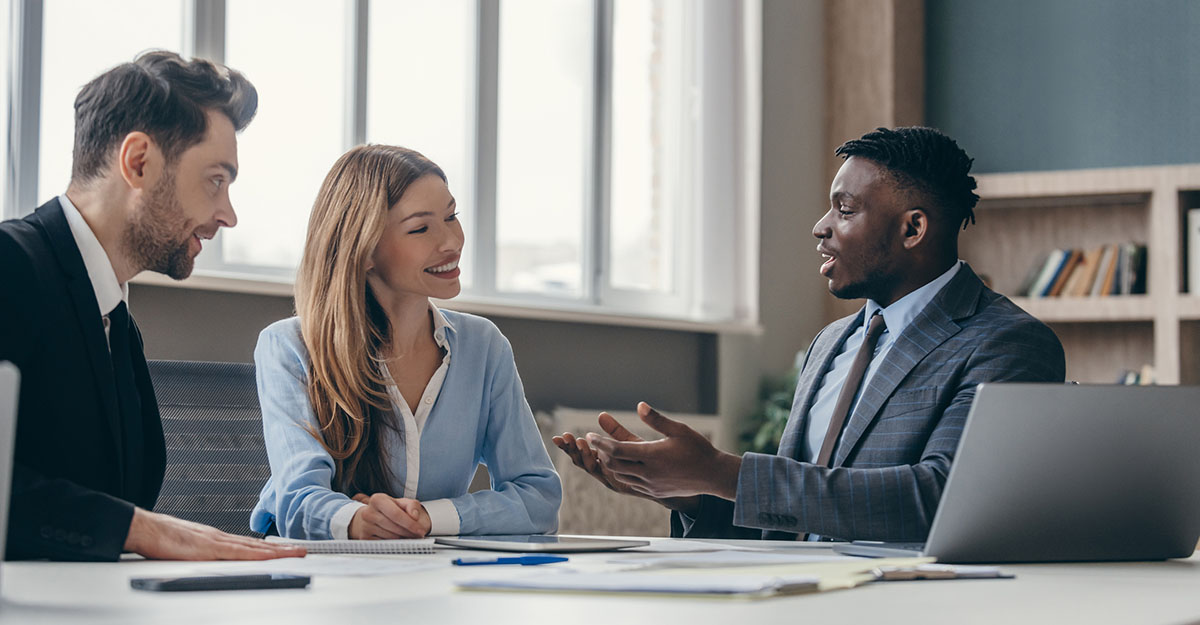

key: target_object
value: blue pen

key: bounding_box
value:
[452,555,568,566]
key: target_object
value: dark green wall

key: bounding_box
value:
[926,0,1200,173]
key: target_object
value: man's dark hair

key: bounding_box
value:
[71,50,258,185]
[835,126,980,231]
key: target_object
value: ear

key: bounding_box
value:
[900,208,929,250]
[117,131,162,190]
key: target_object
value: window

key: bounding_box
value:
[2,0,760,326]
[366,0,477,287]
[38,0,184,202]
[217,0,347,273]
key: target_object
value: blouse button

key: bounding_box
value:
[424,397,433,404]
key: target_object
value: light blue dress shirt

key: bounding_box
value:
[250,308,562,539]
[802,260,965,464]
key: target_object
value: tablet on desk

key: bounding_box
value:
[435,535,649,553]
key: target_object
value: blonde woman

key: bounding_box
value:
[251,145,561,539]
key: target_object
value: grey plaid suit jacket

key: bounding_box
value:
[672,264,1065,542]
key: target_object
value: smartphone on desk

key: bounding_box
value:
[130,574,311,592]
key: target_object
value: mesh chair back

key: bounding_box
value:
[149,360,270,536]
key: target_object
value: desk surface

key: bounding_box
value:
[2,538,1198,625]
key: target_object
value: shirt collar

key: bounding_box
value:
[865,260,964,337]
[59,193,128,317]
[429,300,455,352]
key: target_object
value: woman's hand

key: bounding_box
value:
[347,493,432,539]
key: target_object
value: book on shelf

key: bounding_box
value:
[1046,250,1082,297]
[1067,246,1105,297]
[1016,243,1146,299]
[1027,249,1070,298]
[1015,252,1049,297]
[1090,244,1117,297]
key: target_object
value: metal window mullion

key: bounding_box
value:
[186,0,225,63]
[471,0,499,296]
[589,0,613,306]
[6,0,43,218]
[345,0,368,149]
[186,0,226,269]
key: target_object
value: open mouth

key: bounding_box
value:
[817,246,836,276]
[426,258,461,278]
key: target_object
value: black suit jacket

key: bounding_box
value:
[0,198,165,561]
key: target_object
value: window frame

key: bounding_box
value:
[2,0,760,329]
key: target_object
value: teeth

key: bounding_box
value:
[427,259,459,273]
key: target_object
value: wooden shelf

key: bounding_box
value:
[964,165,1200,384]
[1010,296,1154,322]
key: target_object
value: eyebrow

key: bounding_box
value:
[399,199,457,222]
[216,162,238,181]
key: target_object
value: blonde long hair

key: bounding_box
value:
[295,144,446,494]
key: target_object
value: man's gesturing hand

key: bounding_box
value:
[584,402,742,501]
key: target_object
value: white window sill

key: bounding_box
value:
[130,271,763,335]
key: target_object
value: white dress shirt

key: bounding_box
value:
[59,194,128,347]
[329,303,459,539]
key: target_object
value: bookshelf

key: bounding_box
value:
[960,164,1200,384]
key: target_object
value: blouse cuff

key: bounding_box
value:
[423,498,461,536]
[330,500,366,540]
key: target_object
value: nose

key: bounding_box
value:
[441,217,465,252]
[218,195,238,229]
[813,209,833,240]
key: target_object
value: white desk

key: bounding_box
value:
[3,539,1198,625]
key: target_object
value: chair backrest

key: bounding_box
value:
[148,360,269,537]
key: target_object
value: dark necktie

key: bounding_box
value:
[815,312,887,467]
[107,301,144,497]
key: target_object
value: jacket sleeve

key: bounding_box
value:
[253,324,360,539]
[447,332,562,535]
[730,317,1066,542]
[0,228,135,561]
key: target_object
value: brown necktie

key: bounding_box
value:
[815,312,887,467]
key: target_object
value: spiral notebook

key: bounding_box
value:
[265,536,436,554]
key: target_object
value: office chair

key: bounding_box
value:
[148,360,270,537]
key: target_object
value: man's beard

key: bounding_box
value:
[123,169,196,280]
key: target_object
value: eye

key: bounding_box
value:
[211,177,225,191]
[408,225,429,234]
[445,211,460,222]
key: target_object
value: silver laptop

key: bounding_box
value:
[0,363,21,573]
[836,383,1200,563]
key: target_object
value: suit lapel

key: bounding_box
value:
[777,311,862,459]
[833,266,986,467]
[31,200,126,482]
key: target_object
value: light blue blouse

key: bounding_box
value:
[250,309,562,539]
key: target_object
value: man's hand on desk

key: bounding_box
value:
[124,508,306,560]
[552,408,702,516]
[585,402,742,502]
[348,493,431,539]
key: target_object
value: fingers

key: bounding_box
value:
[352,493,369,504]
[209,534,307,561]
[637,402,689,437]
[586,432,645,461]
[574,438,604,475]
[369,494,425,537]
[598,412,643,442]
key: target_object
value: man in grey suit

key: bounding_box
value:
[554,127,1065,542]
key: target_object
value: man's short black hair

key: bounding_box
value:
[835,126,980,231]
[71,50,258,185]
